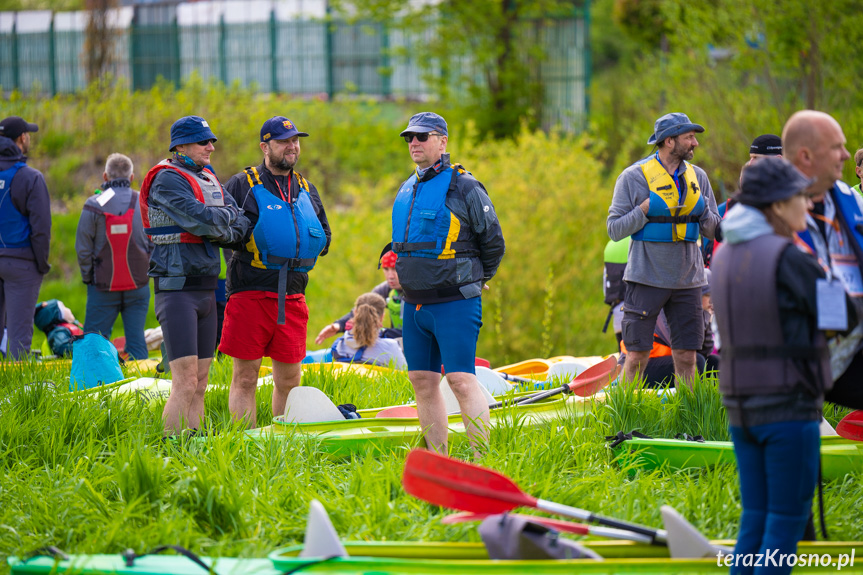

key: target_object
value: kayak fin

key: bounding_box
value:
[661,505,733,559]
[282,387,344,424]
[299,499,348,558]
[441,375,495,415]
[819,417,839,436]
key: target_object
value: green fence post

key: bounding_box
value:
[583,0,591,132]
[48,12,56,96]
[129,9,136,91]
[12,16,19,91]
[381,22,390,98]
[325,2,333,99]
[269,8,278,93]
[219,13,227,85]
[171,15,180,87]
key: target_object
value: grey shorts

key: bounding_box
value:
[621,282,704,352]
[155,290,217,362]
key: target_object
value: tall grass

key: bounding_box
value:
[0,360,860,566]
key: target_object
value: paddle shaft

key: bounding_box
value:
[486,384,568,410]
[537,499,668,545]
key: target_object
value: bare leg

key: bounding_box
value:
[409,370,447,453]
[188,357,212,429]
[672,349,697,389]
[163,355,204,434]
[446,371,490,453]
[623,350,650,385]
[229,357,263,428]
[272,360,302,418]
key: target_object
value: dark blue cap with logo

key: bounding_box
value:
[0,116,39,141]
[399,112,448,137]
[736,156,814,207]
[261,116,309,142]
[647,112,704,145]
[169,116,217,151]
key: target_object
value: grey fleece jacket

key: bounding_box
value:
[607,157,720,289]
[0,136,51,274]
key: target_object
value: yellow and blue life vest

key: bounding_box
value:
[0,162,31,248]
[239,167,327,323]
[391,165,476,260]
[632,154,705,243]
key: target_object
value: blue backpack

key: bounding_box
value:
[69,333,124,391]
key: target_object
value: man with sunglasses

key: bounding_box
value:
[853,148,863,197]
[785,110,863,410]
[390,112,505,453]
[220,116,331,428]
[140,115,250,435]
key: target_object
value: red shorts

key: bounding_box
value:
[219,291,308,363]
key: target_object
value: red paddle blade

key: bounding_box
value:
[836,410,863,441]
[442,512,590,535]
[569,356,620,397]
[403,449,537,514]
[375,406,419,419]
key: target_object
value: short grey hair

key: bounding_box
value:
[105,153,133,180]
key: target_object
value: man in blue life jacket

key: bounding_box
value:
[853,148,863,197]
[221,116,331,428]
[608,113,721,387]
[0,116,51,360]
[314,250,404,345]
[390,112,505,453]
[76,153,153,360]
[141,116,250,435]
[784,110,863,410]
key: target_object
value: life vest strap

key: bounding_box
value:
[236,251,316,270]
[646,215,701,224]
[393,240,478,253]
[144,225,185,235]
[723,345,825,361]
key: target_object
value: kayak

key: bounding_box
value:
[611,436,863,481]
[494,358,552,379]
[302,360,397,378]
[242,391,601,459]
[10,540,863,574]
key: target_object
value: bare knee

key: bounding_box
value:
[410,371,442,399]
[446,373,479,399]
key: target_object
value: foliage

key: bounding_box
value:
[331,0,584,139]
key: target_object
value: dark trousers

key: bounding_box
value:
[825,351,863,410]
[0,257,44,360]
[83,284,151,360]
[642,354,706,388]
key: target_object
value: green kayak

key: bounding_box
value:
[10,540,863,574]
[612,436,863,480]
[242,392,602,459]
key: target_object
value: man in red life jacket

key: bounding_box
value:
[140,116,250,435]
[76,153,153,360]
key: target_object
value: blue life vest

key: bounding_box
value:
[0,162,31,248]
[239,167,327,324]
[331,336,366,363]
[632,155,705,243]
[391,165,477,260]
[69,333,124,391]
[830,181,863,265]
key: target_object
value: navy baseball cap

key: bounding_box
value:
[261,116,309,142]
[169,116,217,151]
[0,116,39,141]
[749,134,782,156]
[736,156,814,207]
[399,112,448,137]
[647,112,704,145]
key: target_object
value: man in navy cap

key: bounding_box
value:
[389,112,506,453]
[0,116,51,360]
[608,112,721,387]
[140,115,250,435]
[221,116,331,428]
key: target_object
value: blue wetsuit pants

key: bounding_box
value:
[402,296,482,374]
[729,419,820,575]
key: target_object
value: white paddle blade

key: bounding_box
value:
[300,499,348,558]
[441,374,496,415]
[475,366,513,395]
[661,505,733,559]
[820,417,839,436]
[283,386,344,423]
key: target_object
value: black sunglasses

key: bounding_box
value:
[195,139,216,146]
[403,132,441,143]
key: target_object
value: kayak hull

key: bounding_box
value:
[10,541,863,574]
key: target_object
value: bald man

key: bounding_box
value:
[784,110,863,409]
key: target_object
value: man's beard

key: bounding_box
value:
[671,141,694,162]
[268,150,296,171]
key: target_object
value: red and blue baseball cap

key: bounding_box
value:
[261,116,309,142]
[169,115,217,151]
[399,112,448,137]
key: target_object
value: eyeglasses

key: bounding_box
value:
[195,139,216,146]
[403,132,442,143]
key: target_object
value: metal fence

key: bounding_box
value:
[0,2,590,131]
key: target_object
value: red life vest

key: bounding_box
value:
[83,193,150,292]
[139,160,220,245]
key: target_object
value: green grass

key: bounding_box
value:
[0,361,860,573]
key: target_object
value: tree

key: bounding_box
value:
[331,0,585,139]
[84,0,118,84]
